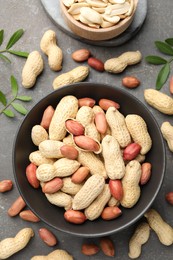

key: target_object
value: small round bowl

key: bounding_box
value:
[60,0,138,41]
[13,82,165,237]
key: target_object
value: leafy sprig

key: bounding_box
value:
[0,75,32,118]
[0,29,29,62]
[145,38,173,90]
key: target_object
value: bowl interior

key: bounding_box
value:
[13,83,165,237]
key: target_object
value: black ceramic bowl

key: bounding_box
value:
[13,82,165,237]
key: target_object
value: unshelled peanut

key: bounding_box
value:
[161,121,173,152]
[31,249,73,260]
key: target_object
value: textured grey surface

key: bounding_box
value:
[0,0,173,259]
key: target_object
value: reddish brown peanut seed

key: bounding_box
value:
[42,177,63,194]
[100,237,115,257]
[78,97,96,108]
[101,206,122,220]
[140,162,152,185]
[95,112,107,134]
[88,57,104,72]
[99,98,120,110]
[39,228,58,246]
[109,180,123,201]
[60,145,78,160]
[169,76,173,94]
[81,243,100,256]
[64,209,87,224]
[26,163,40,188]
[122,76,140,89]
[65,119,85,136]
[74,135,100,152]
[123,143,141,161]
[165,192,173,205]
[0,180,13,192]
[71,166,90,184]
[8,196,26,217]
[19,210,40,222]
[72,49,91,62]
[40,105,55,129]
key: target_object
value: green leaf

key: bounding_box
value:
[0,90,7,106]
[0,29,4,46]
[7,49,29,58]
[156,63,170,90]
[0,53,11,63]
[16,95,32,101]
[11,75,18,97]
[6,29,24,50]
[11,102,27,115]
[165,38,173,46]
[145,55,167,65]
[3,109,15,117]
[155,41,173,56]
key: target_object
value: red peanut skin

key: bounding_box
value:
[109,179,123,201]
[99,98,120,110]
[19,209,40,222]
[26,163,40,188]
[123,143,141,161]
[65,120,85,136]
[101,206,122,220]
[82,243,100,256]
[100,237,115,257]
[169,76,173,94]
[60,145,78,160]
[166,192,173,205]
[88,57,104,72]
[71,166,90,184]
[40,105,55,129]
[8,196,26,217]
[0,180,13,192]
[122,76,140,89]
[78,97,96,108]
[72,49,91,62]
[64,209,87,224]
[39,228,58,246]
[74,135,100,152]
[140,162,152,185]
[42,177,63,194]
[95,112,107,134]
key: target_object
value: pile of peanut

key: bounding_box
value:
[26,94,153,224]
[62,0,135,29]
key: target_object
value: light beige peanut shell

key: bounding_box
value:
[29,151,55,166]
[53,66,89,90]
[31,249,73,260]
[31,125,48,146]
[161,121,173,152]
[102,135,125,179]
[39,140,64,158]
[49,95,78,141]
[128,222,150,259]
[144,208,173,246]
[77,150,107,178]
[125,114,152,155]
[84,184,111,220]
[144,89,173,115]
[54,158,81,177]
[22,51,44,88]
[45,191,72,210]
[104,51,142,74]
[36,164,56,182]
[61,177,83,195]
[40,30,63,71]
[0,228,34,259]
[120,160,142,208]
[63,134,75,145]
[106,107,131,148]
[108,196,120,207]
[72,174,105,210]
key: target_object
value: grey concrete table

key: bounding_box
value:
[0,1,173,259]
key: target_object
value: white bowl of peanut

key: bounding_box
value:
[60,0,138,41]
[13,82,165,237]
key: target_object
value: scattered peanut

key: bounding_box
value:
[100,237,115,257]
[38,228,58,246]
[81,243,100,256]
[31,249,73,260]
[72,48,91,62]
[169,76,173,94]
[22,50,44,88]
[165,192,173,205]
[8,196,26,217]
[161,121,173,152]
[0,228,34,259]
[19,209,40,222]
[40,30,63,71]
[122,76,140,88]
[87,57,104,72]
[0,180,13,193]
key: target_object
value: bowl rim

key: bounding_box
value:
[13,82,166,237]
